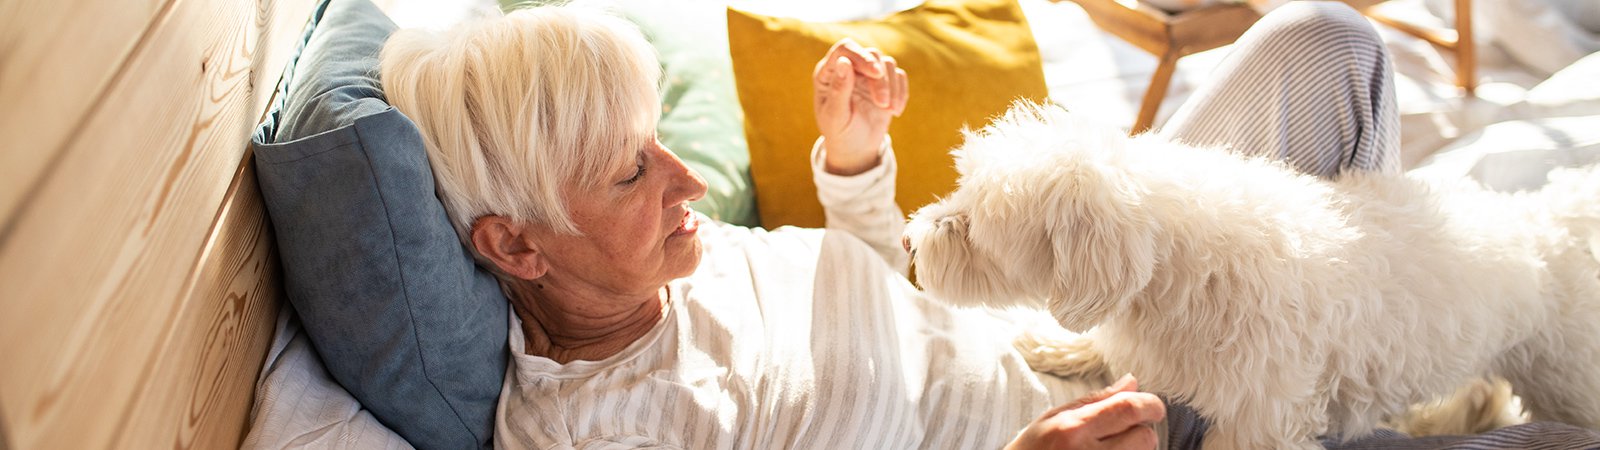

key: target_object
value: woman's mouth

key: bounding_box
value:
[671,208,699,237]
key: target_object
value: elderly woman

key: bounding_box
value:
[378,3,1600,449]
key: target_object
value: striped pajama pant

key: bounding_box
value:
[1158,1,1399,178]
[1152,2,1600,448]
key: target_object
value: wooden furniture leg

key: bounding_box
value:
[1062,0,1261,134]
[1355,0,1476,96]
[1454,0,1475,95]
[1135,49,1181,134]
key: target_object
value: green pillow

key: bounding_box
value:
[624,1,758,227]
[504,0,760,227]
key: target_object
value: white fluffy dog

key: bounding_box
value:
[904,102,1600,449]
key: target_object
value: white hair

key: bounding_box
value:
[380,5,661,237]
[908,101,1600,448]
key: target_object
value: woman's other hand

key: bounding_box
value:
[813,38,908,176]
[1006,374,1166,450]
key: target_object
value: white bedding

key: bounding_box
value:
[241,306,413,450]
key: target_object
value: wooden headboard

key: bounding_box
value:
[0,0,328,447]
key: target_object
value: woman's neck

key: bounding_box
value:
[506,280,669,364]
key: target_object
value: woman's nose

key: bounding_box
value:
[679,167,708,203]
[660,143,707,204]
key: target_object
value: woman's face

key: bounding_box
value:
[532,138,708,297]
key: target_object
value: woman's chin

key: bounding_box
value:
[665,234,704,279]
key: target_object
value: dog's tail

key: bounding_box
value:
[1012,328,1117,387]
[1538,164,1600,259]
[1386,377,1526,437]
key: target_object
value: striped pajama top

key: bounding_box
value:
[493,223,1094,450]
[494,142,1095,449]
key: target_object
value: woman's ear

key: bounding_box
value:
[470,215,550,280]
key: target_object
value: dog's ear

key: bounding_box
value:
[1045,163,1157,331]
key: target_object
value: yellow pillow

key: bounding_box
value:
[728,0,1048,229]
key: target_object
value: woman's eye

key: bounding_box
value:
[620,161,646,185]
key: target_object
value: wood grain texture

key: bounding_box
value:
[114,161,281,449]
[1133,49,1181,133]
[1064,0,1170,55]
[0,0,167,229]
[1453,0,1474,95]
[1367,12,1459,48]
[0,0,312,446]
[1059,0,1259,133]
[1167,3,1260,57]
[1358,0,1475,94]
[0,403,9,450]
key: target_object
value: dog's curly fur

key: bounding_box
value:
[905,102,1600,449]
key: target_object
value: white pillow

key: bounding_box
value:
[1411,115,1600,193]
[1518,51,1600,120]
[242,306,414,450]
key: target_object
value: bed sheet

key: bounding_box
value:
[241,306,414,450]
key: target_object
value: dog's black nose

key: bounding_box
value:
[901,235,913,253]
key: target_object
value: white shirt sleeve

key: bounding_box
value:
[811,137,909,275]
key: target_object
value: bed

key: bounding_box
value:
[1,0,1594,448]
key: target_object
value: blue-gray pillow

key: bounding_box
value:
[250,0,507,448]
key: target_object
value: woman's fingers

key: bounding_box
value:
[866,49,893,108]
[1089,374,1140,405]
[1076,391,1167,438]
[1039,374,1139,420]
[820,38,894,109]
[812,56,854,133]
[892,67,908,116]
[812,37,907,138]
[814,54,854,94]
[828,38,886,78]
[830,56,854,96]
[1097,422,1160,450]
[1007,375,1165,450]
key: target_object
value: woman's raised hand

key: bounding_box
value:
[812,38,908,176]
[1006,374,1166,450]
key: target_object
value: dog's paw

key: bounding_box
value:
[1012,328,1115,386]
